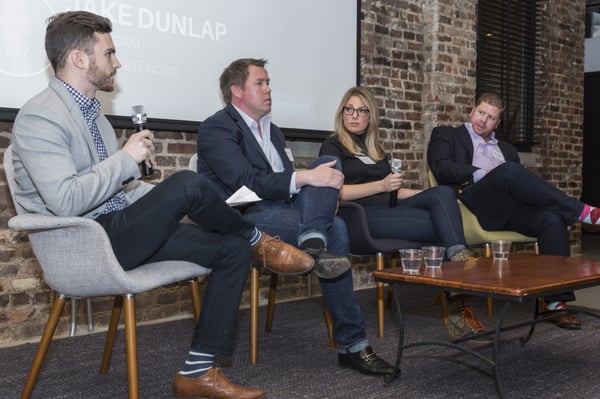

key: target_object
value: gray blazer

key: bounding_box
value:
[11,77,152,218]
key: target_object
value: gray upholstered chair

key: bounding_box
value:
[5,145,210,399]
[6,146,94,337]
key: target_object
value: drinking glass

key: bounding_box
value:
[422,246,445,268]
[491,240,511,259]
[399,249,422,272]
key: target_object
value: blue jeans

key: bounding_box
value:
[365,185,467,259]
[96,170,253,356]
[242,156,368,351]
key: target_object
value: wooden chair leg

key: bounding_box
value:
[123,295,139,399]
[539,297,546,310]
[487,297,493,316]
[435,291,449,326]
[375,252,385,337]
[249,266,259,365]
[265,273,278,333]
[21,295,66,399]
[100,296,123,374]
[189,279,201,323]
[322,300,335,347]
[484,242,492,257]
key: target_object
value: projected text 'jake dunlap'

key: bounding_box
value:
[71,1,227,40]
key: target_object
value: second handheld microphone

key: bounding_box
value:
[389,158,402,208]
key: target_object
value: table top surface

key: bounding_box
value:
[373,253,600,298]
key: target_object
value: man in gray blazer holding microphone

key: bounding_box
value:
[11,10,312,399]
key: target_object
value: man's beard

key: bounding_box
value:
[88,60,115,92]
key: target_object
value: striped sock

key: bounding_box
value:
[179,350,214,378]
[580,204,600,225]
[249,228,262,247]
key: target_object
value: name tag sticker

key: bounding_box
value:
[284,147,295,162]
[357,155,375,164]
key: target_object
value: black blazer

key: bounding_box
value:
[427,124,522,229]
[196,103,294,202]
[427,124,520,193]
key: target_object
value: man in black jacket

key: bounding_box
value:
[427,92,600,329]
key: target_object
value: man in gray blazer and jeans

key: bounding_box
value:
[11,11,313,399]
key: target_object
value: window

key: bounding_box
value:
[477,0,537,151]
[586,1,600,38]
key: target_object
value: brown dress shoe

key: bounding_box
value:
[173,367,266,399]
[252,233,314,275]
[548,313,582,330]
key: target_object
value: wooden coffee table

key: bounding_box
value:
[374,253,600,398]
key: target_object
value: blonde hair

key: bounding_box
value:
[332,86,386,161]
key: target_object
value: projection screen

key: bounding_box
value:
[0,0,359,135]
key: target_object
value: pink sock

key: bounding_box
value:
[580,204,591,221]
[580,204,600,225]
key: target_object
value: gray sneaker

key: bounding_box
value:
[305,249,351,279]
[450,249,475,262]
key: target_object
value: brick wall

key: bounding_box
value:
[0,0,586,346]
[534,0,586,249]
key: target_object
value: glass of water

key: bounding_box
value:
[399,249,423,273]
[491,240,512,260]
[422,246,445,268]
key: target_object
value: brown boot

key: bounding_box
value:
[173,367,266,399]
[252,233,314,274]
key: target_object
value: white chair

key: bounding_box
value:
[5,145,210,399]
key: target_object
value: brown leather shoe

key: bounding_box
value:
[173,367,266,399]
[549,313,582,330]
[252,233,314,275]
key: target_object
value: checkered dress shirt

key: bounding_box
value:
[62,81,127,214]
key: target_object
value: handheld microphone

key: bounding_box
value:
[131,105,153,177]
[389,158,402,208]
